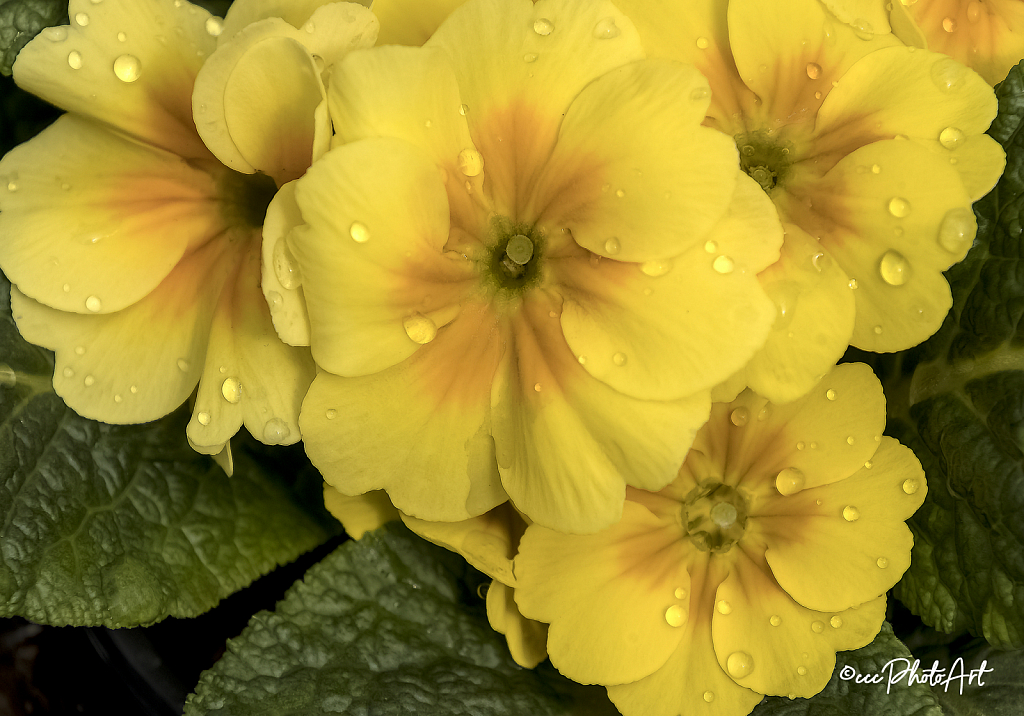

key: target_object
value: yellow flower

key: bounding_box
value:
[891,0,1024,85]
[0,0,374,452]
[614,0,1004,402]
[514,363,927,716]
[282,0,784,533]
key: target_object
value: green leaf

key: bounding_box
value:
[0,0,64,76]
[185,522,619,716]
[931,641,1024,716]
[0,272,337,627]
[751,622,945,716]
[877,60,1024,648]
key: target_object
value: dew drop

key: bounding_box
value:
[775,467,806,496]
[75,346,85,356]
[523,52,538,63]
[730,407,750,427]
[84,375,95,387]
[871,164,881,174]
[814,90,822,99]
[612,352,627,366]
[114,394,122,403]
[177,358,190,372]
[879,250,910,286]
[931,57,967,91]
[325,408,337,419]
[604,237,621,255]
[273,238,303,289]
[806,62,821,79]
[113,54,142,82]
[825,388,836,401]
[459,103,468,116]
[811,620,824,633]
[811,252,831,272]
[942,16,956,32]
[85,295,102,312]
[703,691,715,703]
[117,31,127,42]
[263,417,291,444]
[640,259,671,277]
[727,651,754,678]
[770,614,782,627]
[713,255,734,274]
[873,325,883,335]
[62,367,74,378]
[457,148,484,176]
[75,12,90,26]
[615,188,625,198]
[404,313,437,344]
[757,403,772,421]
[938,126,965,149]
[665,605,685,627]
[205,16,223,36]
[533,383,542,392]
[533,17,553,35]
[937,207,977,253]
[578,355,587,365]
[221,377,241,404]
[796,441,806,450]
[130,385,137,394]
[197,411,211,426]
[887,197,911,218]
[902,478,920,494]
[848,278,858,289]
[43,26,68,41]
[877,556,889,568]
[831,616,843,628]
[695,36,709,49]
[704,240,717,253]
[593,17,620,38]
[674,587,687,600]
[852,17,873,38]
[797,666,808,676]
[349,221,370,243]
[711,502,738,528]
[68,51,83,69]
[716,600,732,615]
[864,460,873,469]
[690,87,710,101]
[266,291,283,310]
[842,505,860,522]
[967,0,982,21]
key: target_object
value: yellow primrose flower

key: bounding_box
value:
[280,0,784,534]
[615,0,1004,403]
[0,0,373,452]
[514,363,927,716]
[891,0,1024,85]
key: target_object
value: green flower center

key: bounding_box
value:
[735,130,794,194]
[484,215,545,296]
[681,480,749,553]
[219,169,279,229]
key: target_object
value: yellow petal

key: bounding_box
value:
[15,0,217,159]
[260,181,312,346]
[926,133,1006,202]
[514,502,690,684]
[322,486,400,539]
[820,0,892,33]
[532,60,737,263]
[0,115,221,314]
[372,0,468,45]
[289,137,477,377]
[486,580,548,669]
[756,438,926,612]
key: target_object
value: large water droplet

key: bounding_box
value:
[457,148,483,176]
[713,255,734,274]
[806,62,821,79]
[710,502,737,528]
[727,652,754,678]
[664,605,685,627]
[674,587,687,600]
[404,313,437,344]
[938,126,965,149]
[716,600,732,615]
[877,556,889,568]
[84,295,102,312]
[263,417,291,444]
[113,54,142,82]
[942,16,957,31]
[349,221,370,243]
[603,237,620,255]
[640,259,671,277]
[775,467,806,496]
[205,16,223,36]
[770,614,782,627]
[730,407,749,426]
[593,17,620,38]
[533,17,553,35]
[703,691,715,703]
[830,616,843,628]
[842,505,860,522]
[937,207,976,253]
[273,238,303,289]
[221,377,241,404]
[879,250,910,286]
[826,388,837,401]
[197,411,211,426]
[931,57,967,92]
[887,197,911,218]
[695,36,709,49]
[612,352,627,366]
[68,51,83,69]
[75,12,89,25]
[902,477,920,494]
[811,620,825,633]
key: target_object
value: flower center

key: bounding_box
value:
[681,480,749,553]
[735,130,794,194]
[484,215,545,296]
[218,169,279,229]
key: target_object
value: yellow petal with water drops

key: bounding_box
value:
[755,438,925,612]
[10,236,236,424]
[187,241,315,451]
[556,205,776,402]
[15,0,216,160]
[820,0,892,34]
[492,293,711,533]
[607,558,764,716]
[296,2,378,68]
[727,0,901,128]
[515,501,690,684]
[486,580,548,669]
[0,115,221,315]
[426,0,644,217]
[261,181,311,346]
[299,301,508,523]
[888,0,928,50]
[373,0,468,45]
[322,487,400,539]
[742,224,855,404]
[927,133,1006,202]
[795,140,972,351]
[533,60,735,263]
[289,138,477,377]
[402,503,524,586]
[813,46,998,172]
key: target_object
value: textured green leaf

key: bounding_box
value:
[751,623,945,716]
[0,272,337,627]
[0,0,64,76]
[930,641,1024,716]
[185,522,618,716]
[875,61,1024,648]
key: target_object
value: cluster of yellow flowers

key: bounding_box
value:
[0,0,1012,713]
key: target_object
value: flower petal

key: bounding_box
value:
[218,0,336,40]
[533,59,737,263]
[756,438,926,612]
[15,0,217,159]
[820,0,891,33]
[289,137,477,377]
[299,300,507,523]
[322,486,400,539]
[514,502,690,684]
[0,115,222,314]
[486,580,548,669]
[261,181,312,346]
[492,293,711,533]
[372,0,468,45]
[10,236,236,424]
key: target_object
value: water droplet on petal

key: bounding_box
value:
[727,651,754,678]
[797,665,808,676]
[716,600,732,615]
[404,313,437,344]
[221,377,241,404]
[770,614,782,627]
[68,51,83,69]
[879,250,910,286]
[593,17,620,38]
[703,691,715,703]
[713,255,734,274]
[43,26,68,41]
[806,62,821,79]
[177,358,190,372]
[695,36,709,49]
[847,435,856,446]
[757,403,772,421]
[130,385,137,394]
[877,556,889,568]
[577,355,587,365]
[266,291,283,310]
[665,605,685,627]
[848,278,858,289]
[871,164,881,174]
[197,411,211,426]
[690,86,709,101]
[74,12,90,26]
[937,207,976,254]
[825,388,837,401]
[640,259,671,277]
[938,126,965,149]
[902,478,920,494]
[730,407,750,426]
[931,57,968,91]
[263,417,291,444]
[350,221,370,243]
[942,16,956,31]
[457,148,483,176]
[811,252,831,272]
[85,295,102,312]
[873,325,883,335]
[523,52,538,63]
[775,467,806,496]
[811,620,825,633]
[604,237,620,255]
[117,31,127,42]
[273,238,303,289]
[615,188,625,198]
[674,587,687,599]
[843,505,860,522]
[533,383,542,392]
[83,375,95,386]
[704,240,717,253]
[831,616,843,628]
[612,352,627,366]
[459,103,468,116]
[796,441,806,450]
[62,367,74,378]
[888,197,911,218]
[325,408,337,419]
[533,17,553,35]
[113,54,141,82]
[205,16,223,36]
[710,502,737,528]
